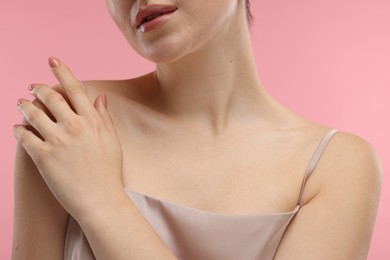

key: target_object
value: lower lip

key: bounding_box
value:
[138,10,176,33]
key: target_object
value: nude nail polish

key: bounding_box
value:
[13,124,22,131]
[102,95,108,108]
[17,99,28,106]
[48,57,60,68]
[28,84,36,92]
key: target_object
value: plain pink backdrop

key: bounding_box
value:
[1,1,389,259]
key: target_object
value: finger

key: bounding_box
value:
[94,95,118,137]
[48,57,93,116]
[14,124,45,157]
[17,99,57,140]
[29,83,74,122]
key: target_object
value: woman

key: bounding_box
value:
[12,0,382,259]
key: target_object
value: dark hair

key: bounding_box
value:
[246,0,253,24]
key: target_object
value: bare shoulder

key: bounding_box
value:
[299,128,383,212]
[78,73,155,102]
[318,130,383,211]
[319,130,382,194]
[49,72,155,105]
[275,129,382,259]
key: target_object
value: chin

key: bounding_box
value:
[141,48,189,65]
[143,50,184,64]
[133,35,195,64]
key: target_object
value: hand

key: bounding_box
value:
[14,57,124,220]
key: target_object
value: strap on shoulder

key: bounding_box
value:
[296,129,339,206]
[79,80,87,90]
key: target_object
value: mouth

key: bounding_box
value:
[136,5,178,29]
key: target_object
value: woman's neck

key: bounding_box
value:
[153,16,271,136]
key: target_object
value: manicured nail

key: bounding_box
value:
[102,95,108,108]
[28,84,36,92]
[13,124,22,131]
[17,98,28,106]
[48,57,60,68]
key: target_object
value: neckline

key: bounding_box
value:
[124,187,300,218]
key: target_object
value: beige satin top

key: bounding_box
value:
[64,129,339,260]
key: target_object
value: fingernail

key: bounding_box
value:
[17,98,28,106]
[102,95,108,108]
[28,84,36,92]
[48,57,60,68]
[13,124,22,131]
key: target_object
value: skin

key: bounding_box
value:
[12,0,382,259]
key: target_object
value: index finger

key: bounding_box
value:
[48,56,93,116]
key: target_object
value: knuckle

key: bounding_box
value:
[35,146,52,164]
[46,91,67,106]
[50,134,66,147]
[67,84,84,94]
[18,132,29,146]
[28,109,43,123]
[64,118,84,134]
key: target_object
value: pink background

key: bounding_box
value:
[1,1,389,259]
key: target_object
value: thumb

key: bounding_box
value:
[94,95,117,134]
[94,94,107,112]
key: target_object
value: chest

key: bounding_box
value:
[117,125,311,215]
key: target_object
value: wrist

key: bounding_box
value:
[73,189,131,226]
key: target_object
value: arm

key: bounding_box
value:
[75,192,178,259]
[12,103,70,259]
[14,57,177,260]
[275,132,382,259]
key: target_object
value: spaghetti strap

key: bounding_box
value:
[79,80,87,89]
[296,129,339,205]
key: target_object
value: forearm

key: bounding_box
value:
[76,191,177,260]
